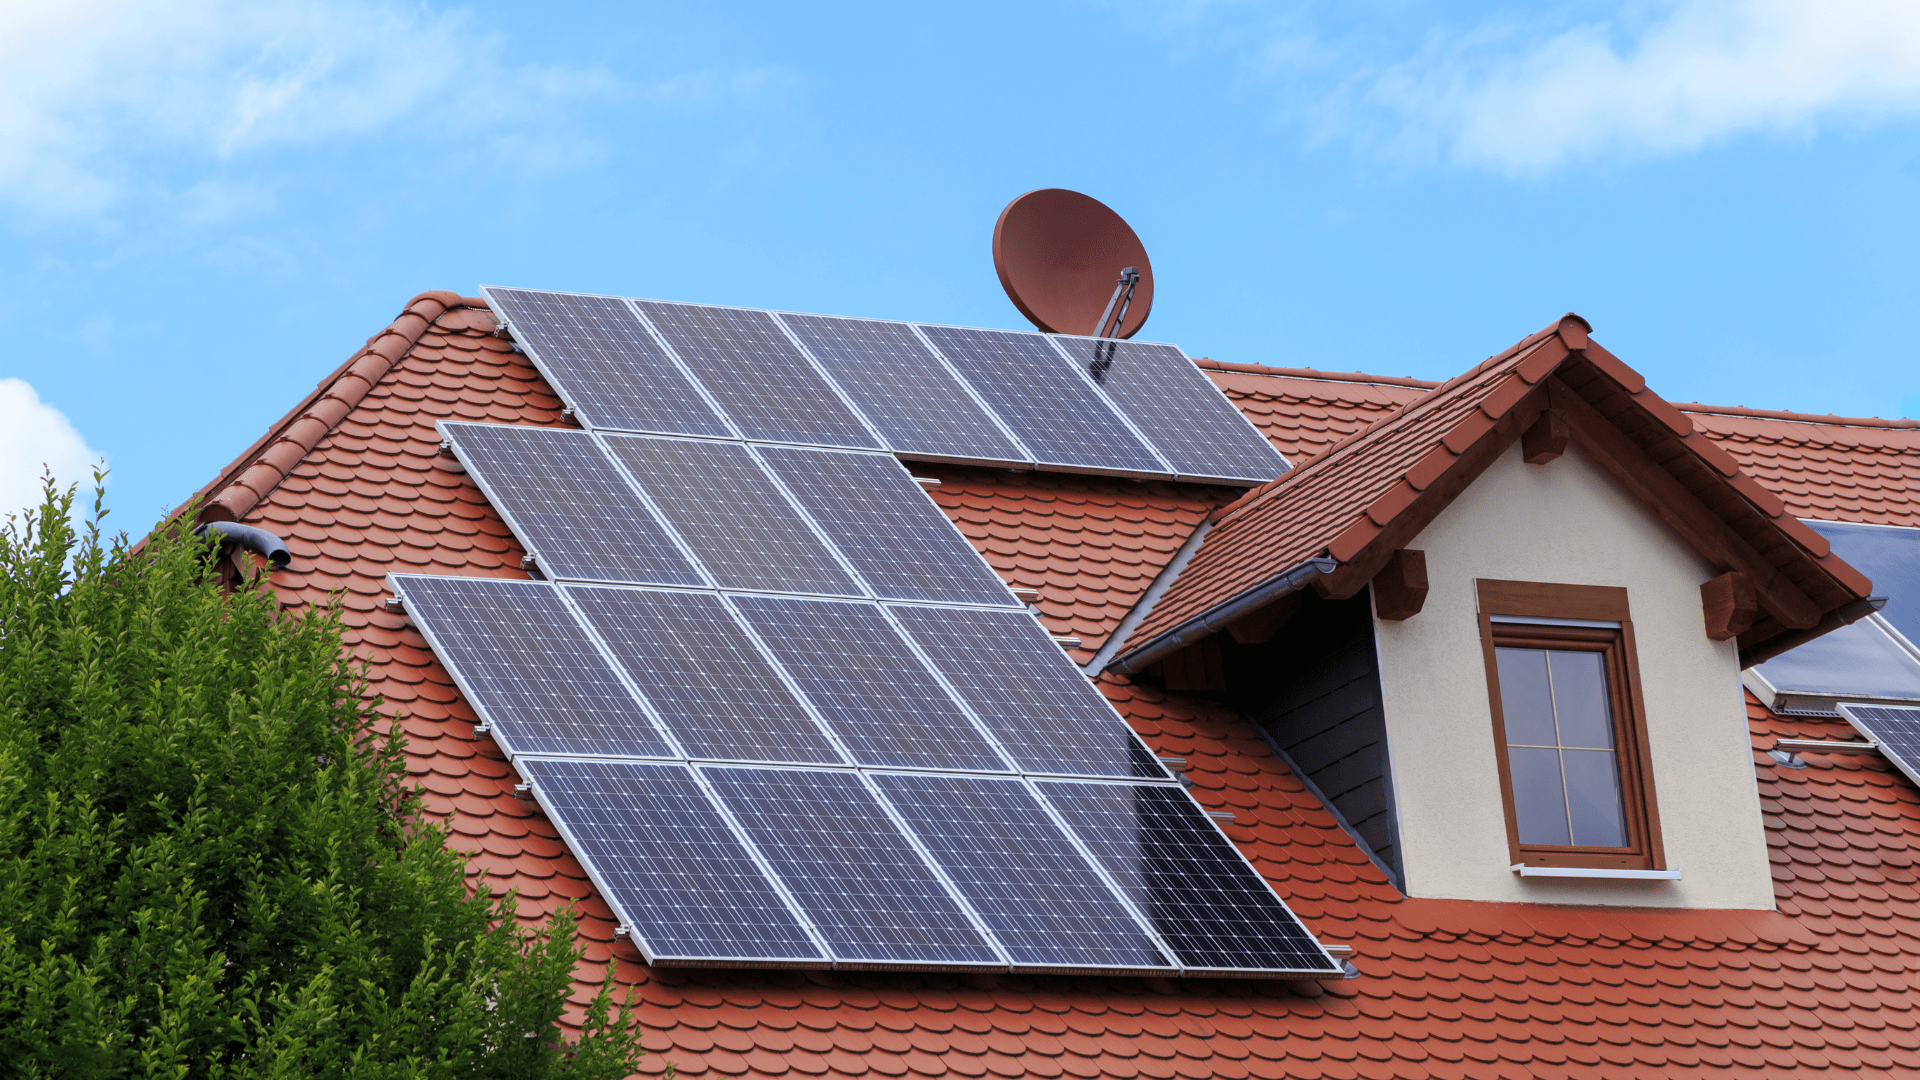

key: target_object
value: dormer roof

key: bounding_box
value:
[1118,316,1877,671]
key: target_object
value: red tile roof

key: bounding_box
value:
[1129,318,1875,666]
[190,292,1920,1078]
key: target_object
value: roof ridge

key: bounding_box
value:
[184,291,483,525]
[1207,328,1560,532]
[1193,358,1442,390]
[1678,400,1920,431]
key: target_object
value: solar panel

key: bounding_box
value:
[564,586,844,766]
[634,301,881,448]
[1755,617,1920,703]
[871,773,1173,972]
[916,325,1166,476]
[1050,336,1290,484]
[730,596,1009,772]
[516,759,825,966]
[703,766,1003,967]
[1037,780,1341,975]
[775,313,1028,465]
[888,606,1161,779]
[481,288,730,438]
[440,422,702,587]
[755,446,1017,606]
[601,435,861,596]
[1839,704,1920,788]
[390,575,671,758]
[1807,521,1920,646]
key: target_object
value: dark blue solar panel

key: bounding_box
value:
[775,313,1028,465]
[564,586,843,765]
[482,288,730,438]
[916,324,1164,475]
[391,575,671,758]
[516,759,825,965]
[730,597,1008,772]
[1807,521,1920,645]
[602,435,861,596]
[1038,780,1339,974]
[755,447,1016,605]
[704,767,1001,967]
[1051,336,1290,485]
[1840,704,1920,790]
[888,606,1160,778]
[441,422,702,587]
[634,301,880,448]
[872,773,1171,972]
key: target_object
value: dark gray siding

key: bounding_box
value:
[1222,589,1403,888]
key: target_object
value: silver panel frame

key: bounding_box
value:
[1838,703,1920,790]
[1042,332,1293,487]
[1033,775,1345,978]
[770,309,1036,470]
[514,757,834,969]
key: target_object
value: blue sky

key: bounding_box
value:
[3,0,1918,529]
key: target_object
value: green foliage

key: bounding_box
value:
[0,478,648,1079]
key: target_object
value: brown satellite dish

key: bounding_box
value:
[993,189,1154,339]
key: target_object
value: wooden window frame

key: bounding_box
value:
[1476,579,1666,871]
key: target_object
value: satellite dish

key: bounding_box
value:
[993,189,1154,339]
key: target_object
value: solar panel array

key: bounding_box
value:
[481,286,1291,485]
[393,287,1334,977]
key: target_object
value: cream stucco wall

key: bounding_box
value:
[1372,440,1774,909]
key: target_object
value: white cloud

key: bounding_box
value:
[0,0,620,220]
[1357,0,1920,172]
[0,379,104,519]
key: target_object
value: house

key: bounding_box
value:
[183,288,1920,1078]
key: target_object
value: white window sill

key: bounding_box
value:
[1511,864,1681,881]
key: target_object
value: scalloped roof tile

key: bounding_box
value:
[186,291,1920,1078]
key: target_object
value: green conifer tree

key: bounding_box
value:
[0,478,648,1078]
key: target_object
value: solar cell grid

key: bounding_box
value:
[755,446,1017,606]
[888,605,1162,778]
[730,596,1009,772]
[482,288,730,437]
[916,324,1165,476]
[517,759,825,965]
[1039,780,1340,974]
[391,575,671,758]
[775,313,1028,465]
[872,773,1172,972]
[441,422,702,587]
[1052,336,1290,484]
[1839,705,1920,790]
[635,301,881,448]
[704,767,1002,967]
[602,435,861,597]
[564,586,844,765]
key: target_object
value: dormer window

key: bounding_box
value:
[1478,580,1665,872]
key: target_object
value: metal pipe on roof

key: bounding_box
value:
[1107,556,1337,675]
[195,521,292,570]
[1740,595,1887,669]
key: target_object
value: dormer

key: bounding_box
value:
[1112,316,1876,909]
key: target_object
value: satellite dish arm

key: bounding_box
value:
[1092,267,1140,339]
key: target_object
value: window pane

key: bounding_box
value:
[1549,650,1614,750]
[1562,749,1628,847]
[1495,648,1556,745]
[1507,747,1570,846]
